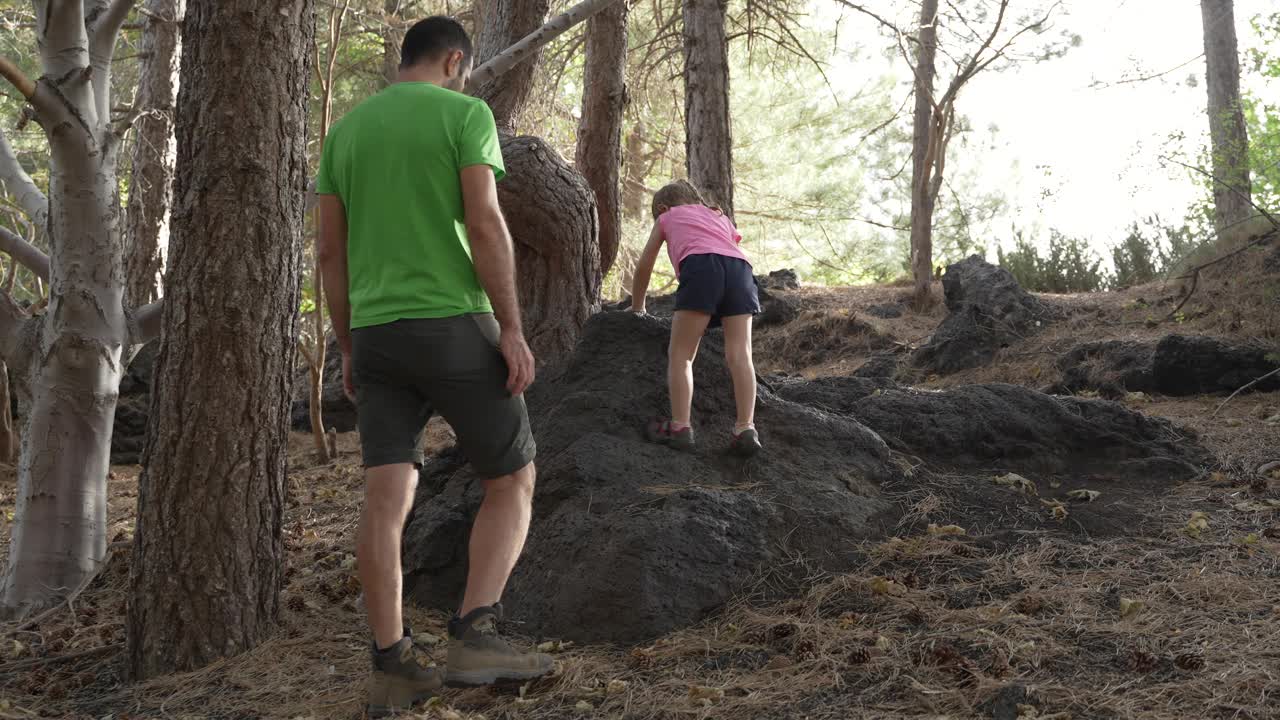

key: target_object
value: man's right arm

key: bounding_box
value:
[461,164,534,395]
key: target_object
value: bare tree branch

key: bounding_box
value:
[0,130,49,229]
[0,225,50,280]
[468,0,623,93]
[88,0,136,130]
[831,0,903,35]
[0,57,36,98]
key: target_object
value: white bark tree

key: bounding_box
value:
[0,0,163,619]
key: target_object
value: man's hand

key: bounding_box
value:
[499,328,535,396]
[341,349,356,403]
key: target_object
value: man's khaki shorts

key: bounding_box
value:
[351,313,535,478]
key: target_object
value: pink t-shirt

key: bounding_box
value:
[658,204,748,270]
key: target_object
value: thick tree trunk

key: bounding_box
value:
[0,362,13,464]
[682,0,734,219]
[123,0,184,307]
[127,0,311,679]
[909,0,940,309]
[1,2,130,619]
[473,0,551,132]
[498,136,600,362]
[575,0,628,277]
[1200,0,1252,230]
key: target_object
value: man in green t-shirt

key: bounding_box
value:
[316,16,551,717]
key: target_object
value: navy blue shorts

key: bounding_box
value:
[674,253,761,327]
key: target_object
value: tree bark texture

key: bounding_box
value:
[682,0,734,219]
[124,0,184,307]
[1,0,132,619]
[126,0,311,679]
[1200,0,1252,230]
[498,136,600,363]
[622,126,647,219]
[473,0,551,132]
[574,0,628,277]
[909,0,940,309]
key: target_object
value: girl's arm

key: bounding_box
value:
[630,220,665,313]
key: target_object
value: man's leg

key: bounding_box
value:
[668,310,712,427]
[459,462,535,616]
[359,463,418,649]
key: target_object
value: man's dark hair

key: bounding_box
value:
[401,16,473,69]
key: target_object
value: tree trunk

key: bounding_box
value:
[380,0,404,88]
[473,0,551,132]
[622,125,647,219]
[574,0,628,277]
[0,362,13,464]
[1,2,132,619]
[682,0,734,219]
[498,136,600,363]
[124,0,184,307]
[127,0,311,679]
[1200,0,1252,230]
[909,0,940,309]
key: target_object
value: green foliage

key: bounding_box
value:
[1244,12,1280,213]
[998,230,1106,293]
[1109,216,1206,286]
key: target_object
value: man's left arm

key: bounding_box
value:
[317,193,352,356]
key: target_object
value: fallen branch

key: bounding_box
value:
[1212,367,1280,419]
[1162,156,1280,230]
[0,643,121,674]
[467,0,623,93]
[1163,267,1199,322]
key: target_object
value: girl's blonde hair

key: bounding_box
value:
[651,179,716,219]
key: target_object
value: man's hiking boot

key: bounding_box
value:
[646,419,695,451]
[446,604,555,687]
[731,427,762,457]
[367,629,443,718]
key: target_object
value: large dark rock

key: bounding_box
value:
[772,379,1210,480]
[1053,335,1279,397]
[756,268,800,290]
[1151,334,1280,395]
[913,256,1057,375]
[290,335,357,433]
[402,312,900,644]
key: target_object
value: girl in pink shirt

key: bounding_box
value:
[630,180,762,457]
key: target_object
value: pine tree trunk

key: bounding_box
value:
[473,0,551,132]
[682,0,734,219]
[622,126,647,219]
[126,0,311,678]
[1,3,131,619]
[575,0,628,277]
[909,0,940,309]
[1200,0,1252,230]
[499,136,601,363]
[124,0,184,307]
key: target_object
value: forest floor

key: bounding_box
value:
[2,250,1279,720]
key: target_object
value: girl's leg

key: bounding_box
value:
[721,314,756,431]
[668,310,712,427]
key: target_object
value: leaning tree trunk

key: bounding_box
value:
[473,0,551,132]
[1200,0,1252,230]
[575,0,628,277]
[123,0,184,307]
[682,0,734,219]
[908,0,940,309]
[0,0,135,618]
[127,0,311,678]
[498,136,601,362]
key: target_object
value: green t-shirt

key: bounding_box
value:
[316,82,505,329]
